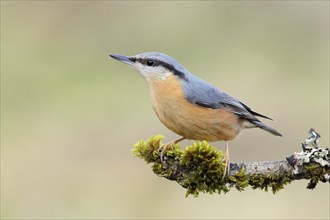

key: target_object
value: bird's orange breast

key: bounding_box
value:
[147,75,241,141]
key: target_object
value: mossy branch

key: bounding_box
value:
[132,129,330,197]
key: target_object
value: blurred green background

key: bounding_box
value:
[1,1,329,219]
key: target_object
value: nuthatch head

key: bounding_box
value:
[110,52,188,82]
[110,52,282,174]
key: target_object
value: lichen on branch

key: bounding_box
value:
[132,129,330,197]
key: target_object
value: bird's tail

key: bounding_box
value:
[253,121,282,137]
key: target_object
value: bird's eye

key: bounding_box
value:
[146,60,154,66]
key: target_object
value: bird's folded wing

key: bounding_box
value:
[183,77,272,121]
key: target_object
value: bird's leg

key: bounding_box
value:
[221,141,230,180]
[159,137,185,162]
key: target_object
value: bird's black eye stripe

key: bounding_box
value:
[135,57,188,81]
[136,58,160,67]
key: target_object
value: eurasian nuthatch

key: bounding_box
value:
[110,52,282,177]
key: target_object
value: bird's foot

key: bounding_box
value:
[158,137,185,162]
[159,143,175,162]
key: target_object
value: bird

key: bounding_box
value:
[110,52,282,178]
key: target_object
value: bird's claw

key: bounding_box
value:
[158,137,185,162]
[159,143,175,162]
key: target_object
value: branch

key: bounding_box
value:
[132,129,330,197]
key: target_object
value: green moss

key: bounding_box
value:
[132,135,315,197]
[132,135,183,180]
[249,173,293,194]
[304,163,330,189]
[179,141,227,197]
[132,134,165,163]
[228,167,249,191]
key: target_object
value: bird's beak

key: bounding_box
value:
[110,54,134,66]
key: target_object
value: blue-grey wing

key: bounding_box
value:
[182,74,272,121]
